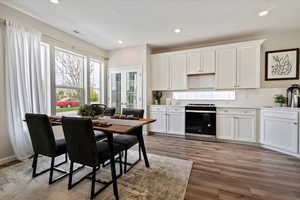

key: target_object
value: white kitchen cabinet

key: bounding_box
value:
[235,116,256,142]
[261,109,299,154]
[236,45,260,88]
[187,51,201,74]
[149,111,167,134]
[217,115,235,140]
[216,47,236,89]
[217,108,257,143]
[187,50,215,75]
[216,40,264,89]
[169,53,187,90]
[202,50,216,74]
[151,54,170,90]
[149,105,185,136]
[167,112,185,135]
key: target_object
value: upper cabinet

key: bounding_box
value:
[187,49,215,75]
[216,47,237,89]
[216,40,264,89]
[236,45,261,89]
[169,53,187,90]
[151,54,170,90]
[150,39,265,91]
[151,53,187,91]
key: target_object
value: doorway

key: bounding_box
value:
[108,67,143,114]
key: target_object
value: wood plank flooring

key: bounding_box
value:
[141,135,300,200]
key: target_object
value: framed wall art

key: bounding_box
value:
[265,48,299,80]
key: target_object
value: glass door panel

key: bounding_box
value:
[110,72,122,114]
[126,72,138,109]
[109,68,142,114]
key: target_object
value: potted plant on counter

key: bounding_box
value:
[153,91,163,105]
[274,94,286,107]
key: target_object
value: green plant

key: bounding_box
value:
[153,91,163,104]
[274,94,286,105]
[78,104,97,117]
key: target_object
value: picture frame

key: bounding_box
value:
[265,48,299,81]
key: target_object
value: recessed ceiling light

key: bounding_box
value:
[49,0,60,4]
[174,28,182,34]
[258,10,269,17]
[117,40,123,44]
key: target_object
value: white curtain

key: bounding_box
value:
[4,20,46,160]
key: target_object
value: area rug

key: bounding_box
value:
[0,151,193,200]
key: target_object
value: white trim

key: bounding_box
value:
[0,155,17,165]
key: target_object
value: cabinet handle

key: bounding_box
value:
[294,122,298,125]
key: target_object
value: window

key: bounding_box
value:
[173,91,236,100]
[40,44,104,116]
[55,48,84,116]
[89,59,102,104]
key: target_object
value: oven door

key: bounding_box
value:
[185,110,216,136]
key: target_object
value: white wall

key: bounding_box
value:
[0,3,108,162]
[108,45,151,118]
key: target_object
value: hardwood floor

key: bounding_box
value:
[141,135,300,200]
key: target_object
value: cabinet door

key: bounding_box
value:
[187,51,201,74]
[235,116,256,142]
[237,46,260,89]
[169,53,187,90]
[202,50,216,73]
[149,112,167,133]
[167,113,185,135]
[151,54,170,90]
[263,118,298,153]
[217,115,235,140]
[216,48,236,89]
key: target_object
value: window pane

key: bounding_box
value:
[90,60,101,89]
[56,88,82,116]
[126,72,137,109]
[55,48,84,115]
[89,60,102,104]
[55,48,84,88]
[111,73,121,114]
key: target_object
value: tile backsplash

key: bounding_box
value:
[156,88,286,107]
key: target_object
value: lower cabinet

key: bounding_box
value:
[261,109,299,154]
[149,106,185,136]
[217,108,257,143]
[149,111,167,133]
[166,112,185,135]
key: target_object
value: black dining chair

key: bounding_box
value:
[113,108,144,173]
[62,117,124,199]
[25,113,70,184]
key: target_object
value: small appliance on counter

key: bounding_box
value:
[287,84,300,107]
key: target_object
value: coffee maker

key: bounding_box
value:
[287,84,300,107]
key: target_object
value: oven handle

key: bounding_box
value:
[186,110,216,113]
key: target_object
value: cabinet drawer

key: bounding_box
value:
[167,106,185,113]
[262,110,298,121]
[150,106,167,112]
[218,108,256,116]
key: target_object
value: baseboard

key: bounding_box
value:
[0,155,17,165]
[261,145,300,158]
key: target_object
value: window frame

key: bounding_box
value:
[45,44,104,115]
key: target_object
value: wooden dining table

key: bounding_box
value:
[49,116,156,200]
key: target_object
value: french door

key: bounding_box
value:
[108,67,142,114]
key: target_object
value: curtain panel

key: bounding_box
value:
[4,20,46,160]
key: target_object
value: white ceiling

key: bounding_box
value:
[1,0,300,50]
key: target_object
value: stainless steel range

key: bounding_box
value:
[185,104,216,138]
